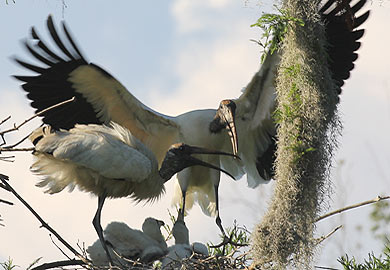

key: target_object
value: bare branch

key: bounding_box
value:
[1,147,35,152]
[0,116,11,126]
[0,174,91,266]
[3,131,34,149]
[0,199,14,205]
[0,97,75,152]
[316,195,390,222]
[31,260,85,270]
[315,225,342,245]
[0,156,15,162]
[314,266,340,270]
[0,97,75,137]
[49,233,72,260]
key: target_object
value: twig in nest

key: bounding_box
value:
[49,233,72,260]
[315,225,342,245]
[0,97,75,148]
[31,259,85,270]
[316,195,390,222]
[0,174,91,266]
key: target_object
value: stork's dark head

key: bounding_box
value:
[159,143,238,181]
[209,99,238,155]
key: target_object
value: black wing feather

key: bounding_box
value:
[46,15,75,61]
[323,0,370,91]
[14,16,99,130]
[23,40,55,67]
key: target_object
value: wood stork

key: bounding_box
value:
[87,217,167,265]
[210,0,370,186]
[13,15,243,240]
[29,122,237,264]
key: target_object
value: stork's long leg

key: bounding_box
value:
[178,189,187,221]
[209,184,248,253]
[92,192,113,265]
[214,184,228,238]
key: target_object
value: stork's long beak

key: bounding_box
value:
[185,145,239,180]
[222,108,238,156]
[212,100,238,156]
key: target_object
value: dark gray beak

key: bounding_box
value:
[157,219,165,227]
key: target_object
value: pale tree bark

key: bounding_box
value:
[251,0,340,268]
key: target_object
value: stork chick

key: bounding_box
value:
[87,217,167,266]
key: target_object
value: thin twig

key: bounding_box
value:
[0,97,75,137]
[315,225,342,245]
[3,131,34,149]
[0,174,91,266]
[49,233,72,260]
[314,266,340,270]
[316,195,390,222]
[0,156,15,162]
[31,260,85,270]
[0,116,11,126]
[0,181,11,192]
[0,198,14,205]
[1,147,34,152]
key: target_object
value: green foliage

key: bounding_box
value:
[370,199,390,249]
[26,257,42,270]
[338,246,390,270]
[0,258,18,270]
[208,220,250,256]
[161,208,178,242]
[272,63,317,164]
[251,6,304,63]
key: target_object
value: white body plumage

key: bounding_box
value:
[30,122,164,201]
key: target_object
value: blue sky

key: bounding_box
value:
[1,0,389,268]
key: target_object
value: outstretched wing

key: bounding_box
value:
[321,0,370,92]
[233,52,280,187]
[14,15,179,163]
[226,0,370,187]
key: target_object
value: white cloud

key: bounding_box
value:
[171,0,234,33]
[148,22,262,115]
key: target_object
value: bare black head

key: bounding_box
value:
[159,143,239,181]
[209,99,238,155]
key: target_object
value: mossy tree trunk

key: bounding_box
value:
[252,0,340,268]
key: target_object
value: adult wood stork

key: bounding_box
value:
[29,122,237,264]
[210,0,370,186]
[13,15,242,240]
[88,218,167,265]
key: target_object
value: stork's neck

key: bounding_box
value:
[158,163,176,182]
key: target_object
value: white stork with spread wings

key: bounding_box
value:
[13,16,243,239]
[210,0,370,188]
